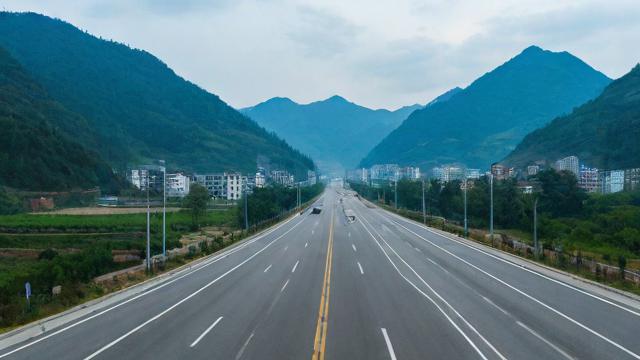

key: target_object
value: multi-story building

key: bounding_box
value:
[432,166,464,183]
[579,166,599,193]
[370,164,399,181]
[554,156,579,178]
[398,166,420,180]
[599,170,624,194]
[129,165,165,192]
[307,170,318,185]
[624,168,640,192]
[191,174,226,198]
[527,165,540,177]
[465,169,481,179]
[491,163,507,180]
[271,170,294,186]
[166,173,190,197]
[225,173,244,200]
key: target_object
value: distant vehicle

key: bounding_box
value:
[311,207,322,214]
[344,209,356,223]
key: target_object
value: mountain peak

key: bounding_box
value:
[520,45,544,55]
[265,96,297,105]
[325,95,349,103]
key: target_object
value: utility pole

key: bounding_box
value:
[421,179,426,225]
[490,173,494,246]
[464,178,468,238]
[162,161,166,257]
[533,197,538,258]
[394,176,398,209]
[244,192,249,231]
[146,173,151,272]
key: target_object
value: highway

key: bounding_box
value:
[1,184,640,359]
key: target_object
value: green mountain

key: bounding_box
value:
[0,46,121,191]
[360,46,612,170]
[504,64,640,169]
[241,95,421,173]
[0,12,313,176]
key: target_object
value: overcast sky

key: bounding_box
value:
[3,0,639,110]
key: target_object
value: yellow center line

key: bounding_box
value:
[312,206,335,360]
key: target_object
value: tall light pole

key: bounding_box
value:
[533,197,538,258]
[161,161,166,257]
[146,173,151,271]
[244,192,249,231]
[421,179,426,225]
[490,174,494,246]
[394,175,398,209]
[464,178,468,238]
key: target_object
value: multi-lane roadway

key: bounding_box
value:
[1,185,639,359]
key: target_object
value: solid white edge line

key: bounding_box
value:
[384,213,640,359]
[356,213,490,360]
[388,209,640,318]
[263,264,272,273]
[359,212,504,360]
[516,321,575,360]
[292,260,299,273]
[381,328,397,360]
[190,316,223,348]
[82,217,306,360]
[0,210,305,358]
[357,262,364,275]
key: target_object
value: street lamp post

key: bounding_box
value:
[394,176,398,209]
[162,162,166,257]
[421,179,426,225]
[464,178,468,238]
[244,191,249,231]
[533,197,539,258]
[490,174,494,246]
[146,173,151,272]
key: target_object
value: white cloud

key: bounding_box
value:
[1,0,638,109]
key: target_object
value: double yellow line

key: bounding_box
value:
[311,207,335,360]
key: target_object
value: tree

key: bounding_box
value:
[184,184,209,229]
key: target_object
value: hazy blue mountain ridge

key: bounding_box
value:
[242,95,422,173]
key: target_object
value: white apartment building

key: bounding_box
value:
[465,169,481,179]
[600,170,624,194]
[226,172,244,200]
[370,164,400,181]
[579,166,599,193]
[166,173,190,197]
[433,166,464,182]
[191,174,225,198]
[271,170,294,186]
[555,156,579,177]
[255,172,266,188]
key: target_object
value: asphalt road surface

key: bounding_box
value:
[2,184,640,359]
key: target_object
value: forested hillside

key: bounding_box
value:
[361,46,611,170]
[0,46,121,192]
[0,12,314,176]
[504,64,640,169]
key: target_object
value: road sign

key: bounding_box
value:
[25,282,31,299]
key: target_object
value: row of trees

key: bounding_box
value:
[350,170,640,258]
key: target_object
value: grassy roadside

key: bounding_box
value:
[366,199,640,297]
